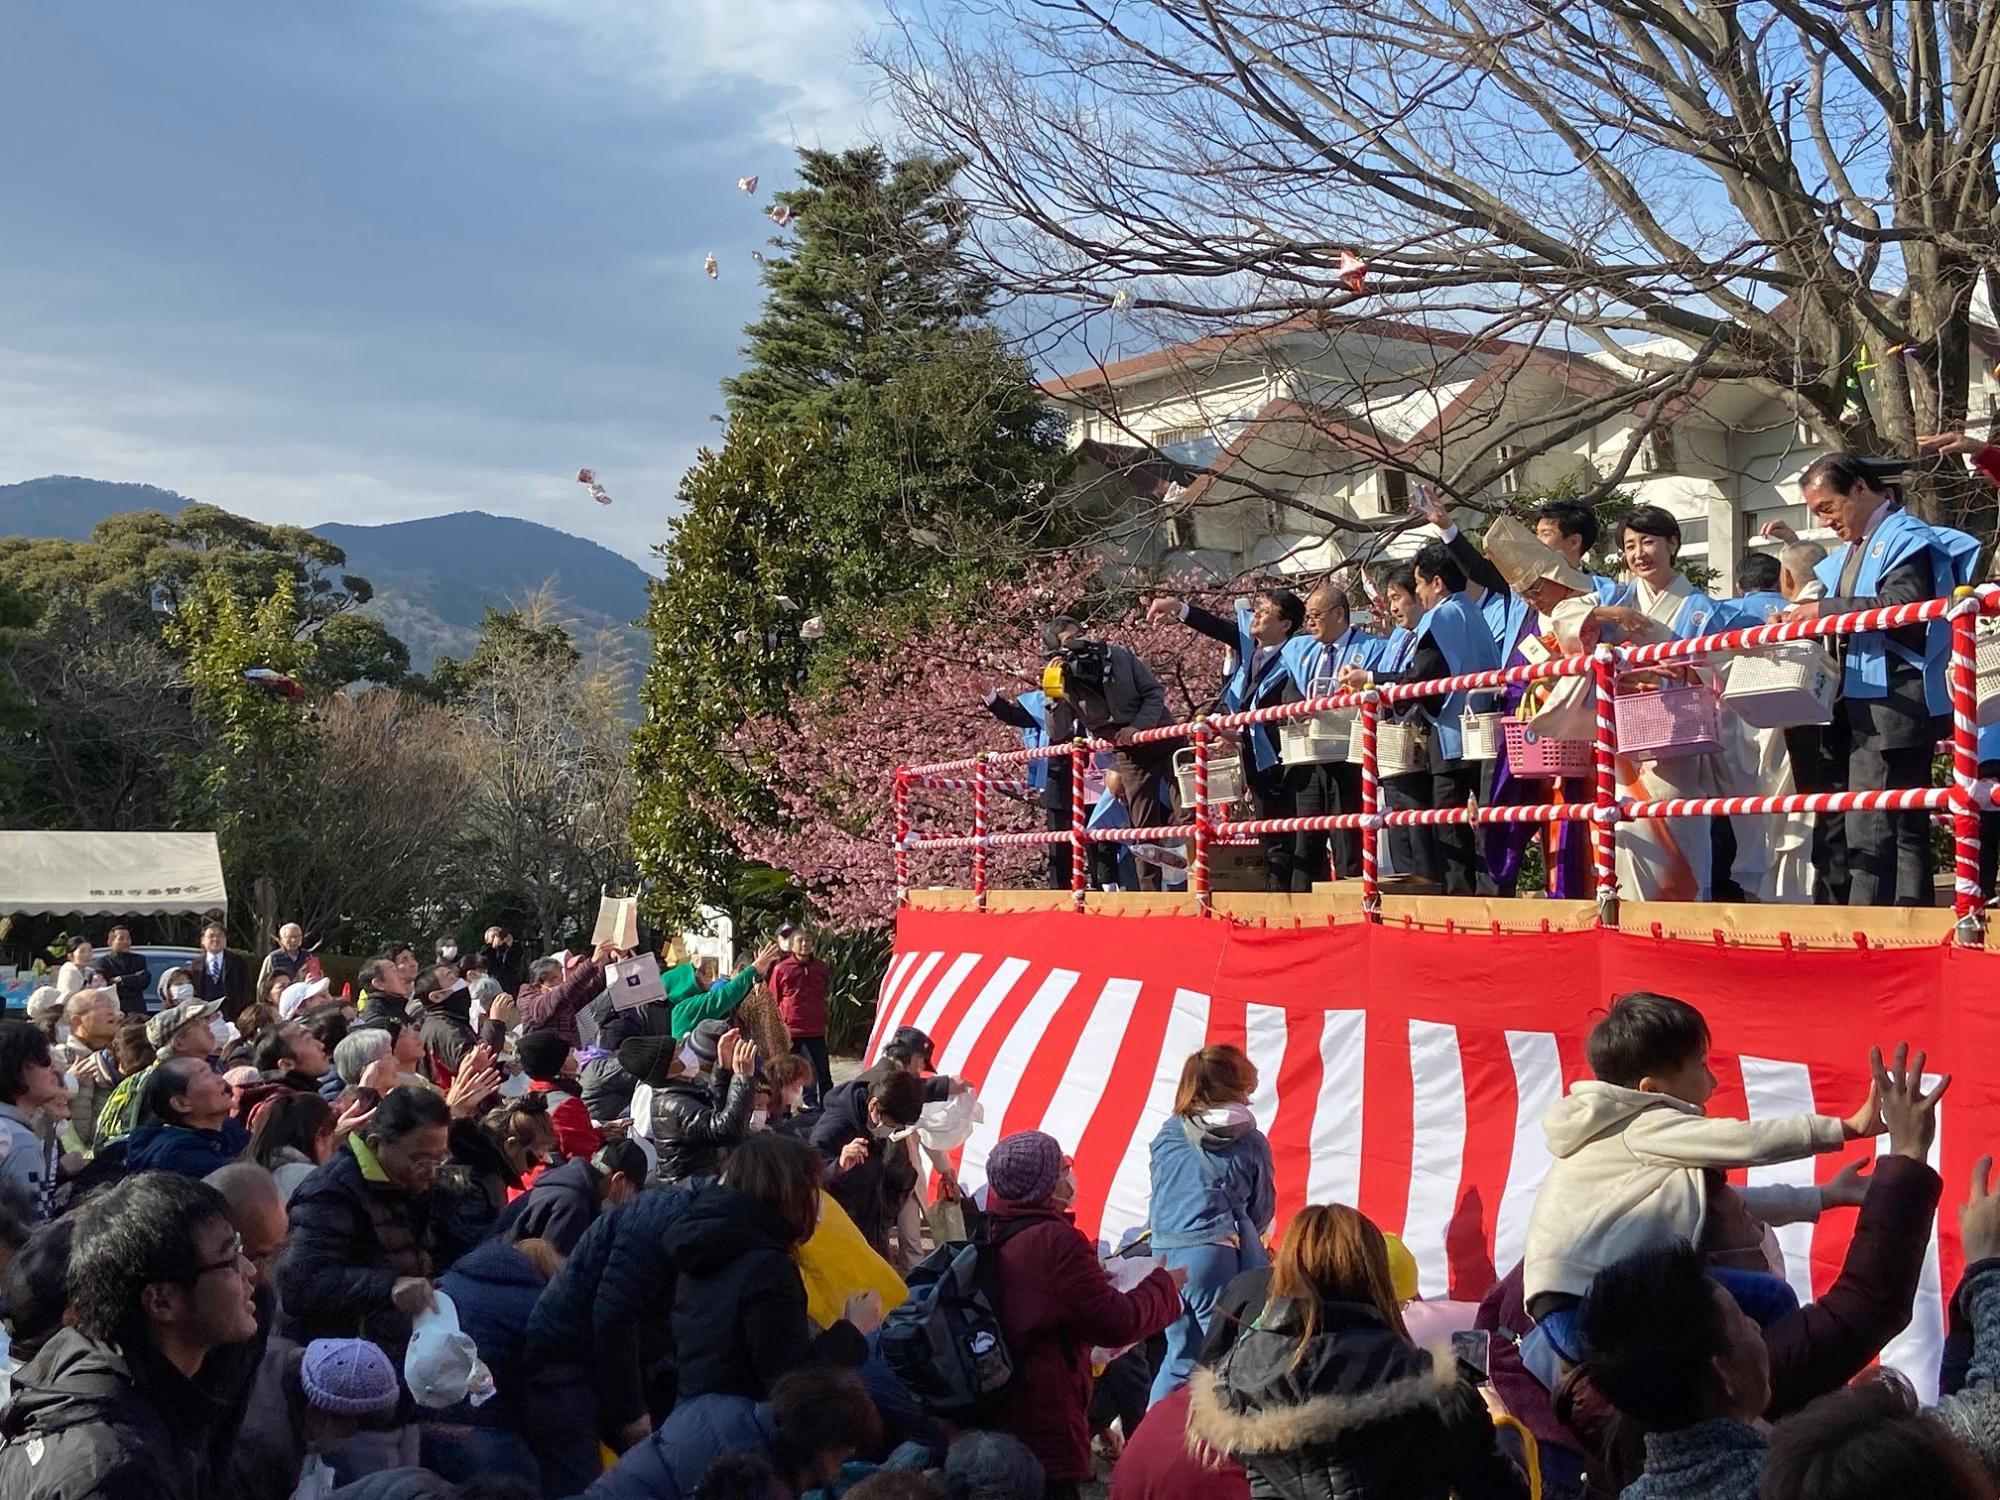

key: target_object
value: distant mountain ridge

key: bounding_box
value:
[0,475,653,675]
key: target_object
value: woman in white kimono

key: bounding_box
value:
[1594,507,1799,902]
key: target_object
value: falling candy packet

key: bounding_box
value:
[575,469,614,505]
[800,616,825,640]
[703,254,719,279]
[737,175,758,193]
[1337,250,1368,296]
[769,205,791,228]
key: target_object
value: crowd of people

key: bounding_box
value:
[989,431,2000,907]
[6,906,2000,1500]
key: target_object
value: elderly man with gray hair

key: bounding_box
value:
[256,923,308,999]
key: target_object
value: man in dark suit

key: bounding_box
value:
[1781,455,1979,906]
[191,919,252,1015]
[1150,589,1307,890]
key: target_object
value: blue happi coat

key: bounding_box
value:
[1015,688,1052,794]
[1408,591,1501,761]
[1219,606,1304,774]
[1813,507,1981,717]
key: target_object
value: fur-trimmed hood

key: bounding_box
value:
[1183,1353,1460,1457]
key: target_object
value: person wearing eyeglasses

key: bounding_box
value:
[0,1173,260,1500]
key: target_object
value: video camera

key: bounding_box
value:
[1042,636,1113,702]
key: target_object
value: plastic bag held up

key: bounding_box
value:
[404,1291,495,1409]
[916,1091,982,1153]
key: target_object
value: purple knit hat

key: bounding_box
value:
[986,1130,1064,1205]
[299,1338,401,1417]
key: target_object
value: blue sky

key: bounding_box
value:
[0,1,890,567]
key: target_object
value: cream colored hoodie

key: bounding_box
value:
[1522,1080,1847,1309]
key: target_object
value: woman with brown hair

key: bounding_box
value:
[1146,1044,1275,1403]
[661,1130,879,1402]
[1185,1204,1524,1500]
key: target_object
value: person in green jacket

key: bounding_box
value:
[597,940,783,1054]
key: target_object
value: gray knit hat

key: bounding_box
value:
[985,1130,1064,1205]
[299,1338,401,1417]
[943,1430,1046,1500]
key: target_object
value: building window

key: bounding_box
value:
[1746,504,1809,538]
[1168,513,1197,551]
[1644,424,1678,474]
[1674,515,1709,546]
[1379,469,1409,512]
[1152,424,1207,450]
[1498,446,1522,497]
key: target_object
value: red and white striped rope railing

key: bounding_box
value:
[898,585,2000,942]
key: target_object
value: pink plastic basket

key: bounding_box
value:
[1614,677,1721,761]
[1502,718,1593,779]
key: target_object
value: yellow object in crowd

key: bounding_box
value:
[795,1192,909,1329]
[1381,1231,1420,1304]
[1042,658,1067,700]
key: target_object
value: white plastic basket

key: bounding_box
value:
[1279,708,1358,765]
[1722,643,1838,729]
[1174,746,1246,807]
[1458,710,1504,762]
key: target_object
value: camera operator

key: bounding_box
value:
[1042,616,1178,854]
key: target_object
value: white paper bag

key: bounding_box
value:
[605,953,667,1013]
[592,894,640,952]
[915,1091,982,1153]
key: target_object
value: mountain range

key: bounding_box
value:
[0,475,655,676]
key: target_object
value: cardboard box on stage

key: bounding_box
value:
[1207,842,1269,892]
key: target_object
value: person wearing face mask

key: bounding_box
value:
[760,1053,821,1139]
[417,964,478,1089]
[1339,547,1501,896]
[978,1130,1184,1498]
[1145,1046,1275,1404]
[516,1028,604,1165]
[621,1021,758,1187]
[810,1067,928,1260]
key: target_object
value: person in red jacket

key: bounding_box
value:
[516,1028,603,1168]
[980,1130,1184,1499]
[770,928,833,1106]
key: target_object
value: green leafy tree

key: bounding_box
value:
[162,574,320,944]
[634,147,1075,926]
[725,148,997,426]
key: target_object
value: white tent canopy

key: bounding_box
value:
[0,831,227,917]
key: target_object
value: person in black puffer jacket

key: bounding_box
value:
[1185,1204,1525,1500]
[276,1086,450,1365]
[521,1186,697,1499]
[663,1133,875,1404]
[618,1022,756,1186]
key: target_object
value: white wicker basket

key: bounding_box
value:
[1979,619,2000,728]
[1377,719,1426,777]
[1458,710,1504,762]
[1279,708,1358,766]
[1721,643,1838,729]
[1174,745,1246,807]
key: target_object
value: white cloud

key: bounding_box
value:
[432,0,886,146]
[0,346,686,570]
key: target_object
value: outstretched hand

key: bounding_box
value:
[1875,1043,1950,1161]
[1918,432,1988,459]
[1963,1157,2000,1264]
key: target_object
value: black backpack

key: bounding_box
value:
[877,1217,1038,1414]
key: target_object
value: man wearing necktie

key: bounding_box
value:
[1285,585,1387,887]
[191,919,251,1015]
[1151,588,1308,891]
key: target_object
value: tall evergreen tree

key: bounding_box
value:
[632,148,1072,924]
[723,147,998,426]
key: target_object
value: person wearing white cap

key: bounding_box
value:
[280,976,332,1023]
[23,986,66,1046]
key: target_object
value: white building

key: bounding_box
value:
[1047,314,2000,593]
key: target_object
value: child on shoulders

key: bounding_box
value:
[1519,992,1883,1382]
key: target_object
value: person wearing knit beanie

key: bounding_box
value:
[985,1130,1066,1206]
[299,1337,401,1417]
